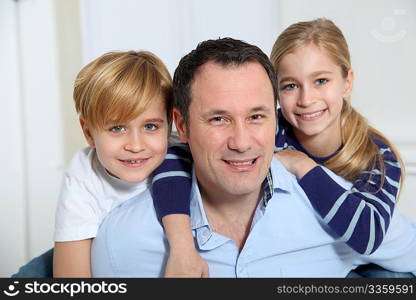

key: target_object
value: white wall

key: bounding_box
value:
[0,0,27,277]
[80,0,281,73]
[18,0,65,261]
[0,0,83,277]
[1,0,415,277]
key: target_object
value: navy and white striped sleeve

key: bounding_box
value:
[151,143,193,220]
[298,139,401,254]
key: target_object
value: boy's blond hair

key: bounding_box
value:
[74,50,173,131]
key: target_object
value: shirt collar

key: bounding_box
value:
[189,168,210,231]
[261,169,274,206]
[269,157,294,195]
[189,170,216,246]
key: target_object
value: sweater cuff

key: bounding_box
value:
[151,176,192,222]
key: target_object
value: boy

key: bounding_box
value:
[53,50,173,277]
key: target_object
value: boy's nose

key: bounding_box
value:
[124,133,144,153]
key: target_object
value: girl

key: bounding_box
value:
[152,18,404,277]
[53,50,173,277]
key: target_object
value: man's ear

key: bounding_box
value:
[80,119,96,148]
[343,69,354,99]
[173,108,189,143]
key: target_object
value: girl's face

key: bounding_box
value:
[277,44,353,144]
[82,96,169,183]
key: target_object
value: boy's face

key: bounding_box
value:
[82,97,169,183]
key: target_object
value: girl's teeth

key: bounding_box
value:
[301,111,323,118]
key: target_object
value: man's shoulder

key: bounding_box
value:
[95,187,161,245]
[98,186,165,240]
[92,186,167,277]
[269,157,298,189]
[105,188,154,221]
[270,157,352,191]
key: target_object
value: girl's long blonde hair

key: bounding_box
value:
[270,18,404,191]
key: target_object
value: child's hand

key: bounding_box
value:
[165,248,209,278]
[274,149,318,179]
[162,214,209,277]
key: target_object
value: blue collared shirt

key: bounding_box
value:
[91,158,416,277]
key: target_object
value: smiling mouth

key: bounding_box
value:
[118,158,149,167]
[223,158,257,166]
[122,159,143,163]
[295,109,326,119]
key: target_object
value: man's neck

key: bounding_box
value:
[199,184,262,252]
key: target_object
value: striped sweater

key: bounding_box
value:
[151,110,401,254]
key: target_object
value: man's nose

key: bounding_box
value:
[227,122,251,153]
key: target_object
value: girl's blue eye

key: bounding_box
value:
[316,78,328,85]
[110,126,126,133]
[144,124,158,131]
[283,83,297,90]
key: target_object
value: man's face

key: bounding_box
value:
[175,61,276,200]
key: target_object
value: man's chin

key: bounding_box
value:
[219,181,263,198]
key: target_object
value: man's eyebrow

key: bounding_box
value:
[202,106,273,118]
[250,106,273,113]
[202,110,228,118]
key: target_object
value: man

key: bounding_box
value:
[91,38,416,277]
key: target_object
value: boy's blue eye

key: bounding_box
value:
[144,124,158,131]
[110,125,126,133]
